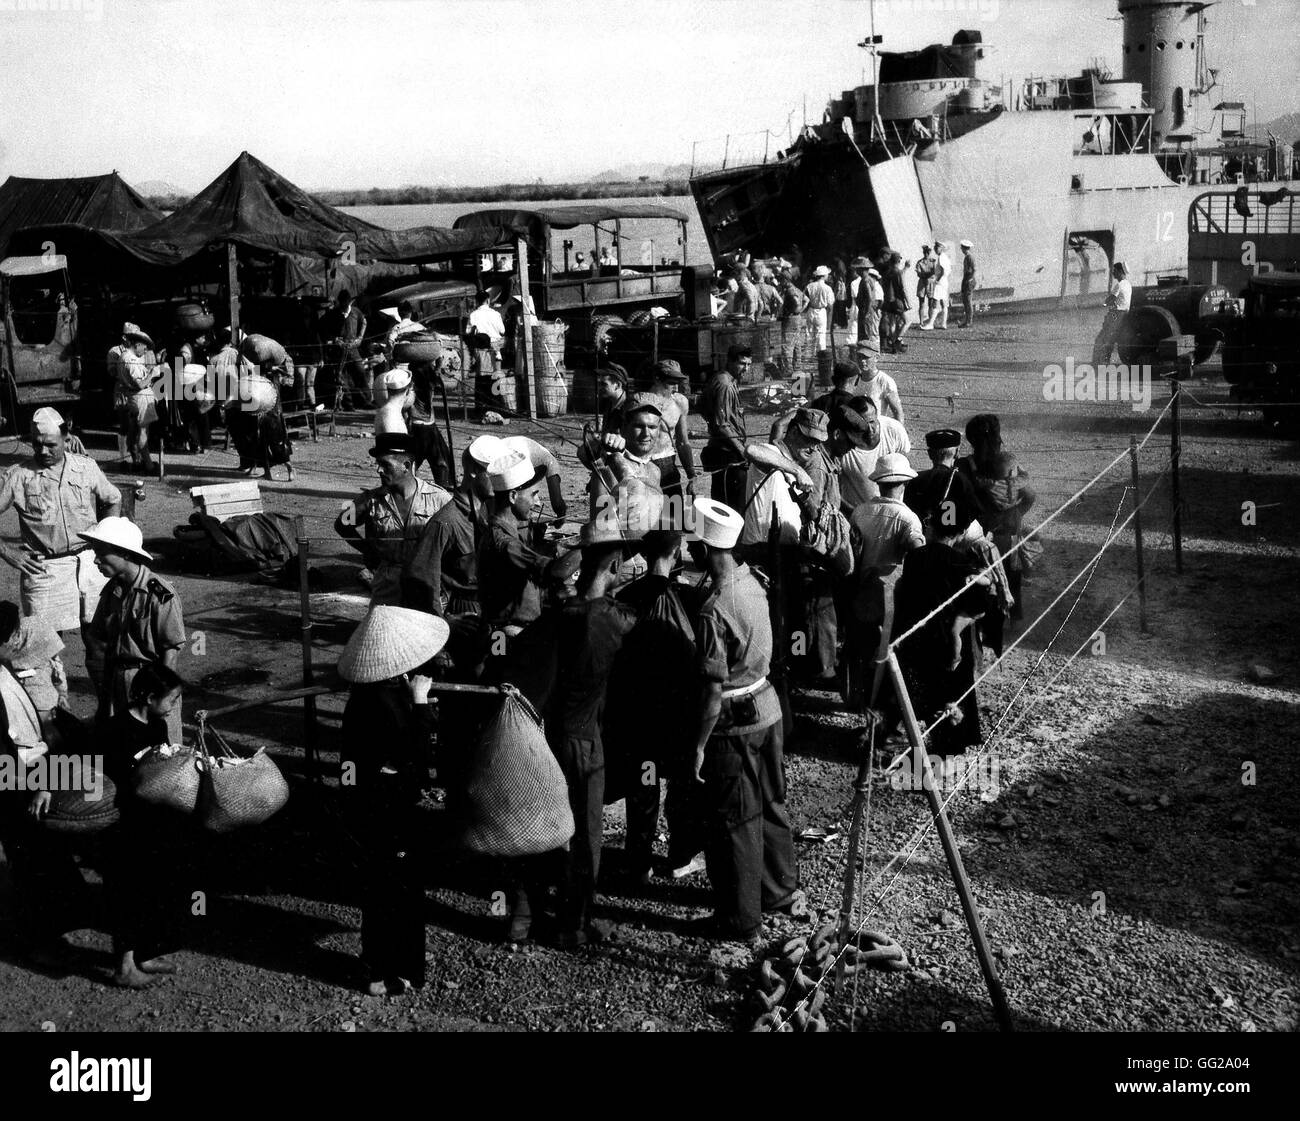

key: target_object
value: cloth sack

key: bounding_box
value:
[801,497,855,578]
[461,687,575,857]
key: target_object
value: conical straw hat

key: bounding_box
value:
[338,606,450,683]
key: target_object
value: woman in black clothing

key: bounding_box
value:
[338,606,450,997]
[893,516,994,760]
[104,663,189,989]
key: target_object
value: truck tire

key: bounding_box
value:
[1117,305,1179,366]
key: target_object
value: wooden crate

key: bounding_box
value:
[190,481,263,522]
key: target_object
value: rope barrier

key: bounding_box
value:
[888,397,1173,652]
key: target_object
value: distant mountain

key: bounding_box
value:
[1252,112,1300,144]
[135,179,189,197]
[587,162,696,184]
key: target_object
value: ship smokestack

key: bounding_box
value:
[1118,0,1205,148]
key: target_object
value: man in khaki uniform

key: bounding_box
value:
[81,518,186,743]
[0,408,121,666]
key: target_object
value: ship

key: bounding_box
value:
[689,0,1298,310]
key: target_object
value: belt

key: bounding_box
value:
[38,545,90,561]
[722,677,767,701]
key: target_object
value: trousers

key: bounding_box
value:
[702,721,798,937]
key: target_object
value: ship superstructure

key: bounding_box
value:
[690,0,1296,308]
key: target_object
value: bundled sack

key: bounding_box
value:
[194,719,289,834]
[42,760,121,835]
[132,743,203,814]
[801,497,854,579]
[461,687,574,857]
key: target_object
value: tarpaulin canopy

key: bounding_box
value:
[122,151,506,264]
[10,152,509,270]
[453,203,689,245]
[0,172,162,257]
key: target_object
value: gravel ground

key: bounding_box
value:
[1,304,1297,1033]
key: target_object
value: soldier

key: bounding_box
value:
[688,498,802,947]
[80,517,186,744]
[335,433,450,605]
[0,408,122,673]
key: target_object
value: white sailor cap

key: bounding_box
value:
[30,407,65,435]
[467,434,507,468]
[488,449,536,493]
[692,496,744,550]
[376,367,413,394]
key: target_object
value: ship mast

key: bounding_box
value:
[859,0,885,144]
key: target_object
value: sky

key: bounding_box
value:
[0,0,1296,191]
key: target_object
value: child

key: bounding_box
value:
[975,451,1037,620]
[0,601,68,735]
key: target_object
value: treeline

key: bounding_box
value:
[143,179,692,211]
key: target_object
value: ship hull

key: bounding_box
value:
[690,110,1298,309]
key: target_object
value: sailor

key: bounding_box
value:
[335,432,451,606]
[921,242,951,330]
[688,497,801,946]
[904,428,980,536]
[915,245,937,326]
[467,434,567,526]
[699,345,751,510]
[1092,262,1131,364]
[958,240,977,328]
[80,517,186,744]
[804,265,836,351]
[881,250,911,354]
[0,408,122,669]
[476,449,563,637]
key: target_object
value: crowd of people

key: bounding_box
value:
[1,275,1047,1000]
[708,237,981,374]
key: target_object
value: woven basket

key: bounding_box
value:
[194,715,290,834]
[132,747,203,814]
[462,689,574,857]
[43,764,121,835]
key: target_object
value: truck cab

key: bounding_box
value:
[1210,271,1300,420]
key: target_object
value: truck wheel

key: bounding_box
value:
[1117,305,1179,366]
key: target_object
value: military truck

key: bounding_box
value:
[0,254,81,431]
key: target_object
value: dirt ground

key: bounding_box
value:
[1,304,1297,1033]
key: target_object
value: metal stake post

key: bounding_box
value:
[1170,379,1184,574]
[1128,435,1149,633]
[887,651,1014,1032]
[293,515,318,780]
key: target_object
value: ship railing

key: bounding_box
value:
[690,129,787,176]
[1190,191,1299,237]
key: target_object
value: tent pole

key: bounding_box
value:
[226,242,241,337]
[516,236,537,419]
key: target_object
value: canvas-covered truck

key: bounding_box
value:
[0,254,81,432]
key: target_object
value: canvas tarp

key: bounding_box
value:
[0,172,162,257]
[9,152,509,271]
[453,203,689,247]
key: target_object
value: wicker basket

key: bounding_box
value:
[194,714,290,834]
[132,747,203,814]
[43,763,121,835]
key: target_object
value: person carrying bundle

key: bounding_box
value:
[337,606,451,996]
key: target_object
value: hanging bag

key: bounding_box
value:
[193,711,290,833]
[461,685,575,857]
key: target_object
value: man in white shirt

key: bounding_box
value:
[921,242,951,330]
[804,265,836,350]
[831,400,912,512]
[853,347,904,423]
[1092,261,1132,364]
[468,291,506,366]
[846,452,924,711]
